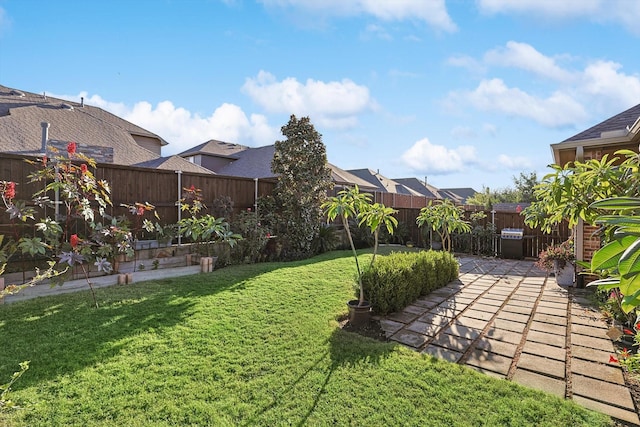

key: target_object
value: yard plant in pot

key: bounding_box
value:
[535,239,575,286]
[322,185,397,326]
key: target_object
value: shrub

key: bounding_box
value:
[362,250,459,315]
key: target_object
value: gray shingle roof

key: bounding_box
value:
[178,139,248,158]
[393,178,441,199]
[216,145,277,179]
[562,102,640,142]
[346,169,424,196]
[134,155,215,174]
[438,187,478,204]
[0,84,166,165]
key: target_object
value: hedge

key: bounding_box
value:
[361,250,459,315]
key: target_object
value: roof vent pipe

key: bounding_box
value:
[41,122,50,154]
[81,97,84,107]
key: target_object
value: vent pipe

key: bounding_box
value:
[81,97,84,107]
[41,122,50,154]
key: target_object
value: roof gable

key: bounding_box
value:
[0,84,166,166]
[562,103,640,143]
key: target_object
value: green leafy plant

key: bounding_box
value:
[588,196,640,313]
[0,361,30,413]
[535,239,575,272]
[416,199,471,252]
[322,185,397,306]
[311,224,339,254]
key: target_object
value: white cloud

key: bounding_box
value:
[242,71,376,129]
[581,60,640,111]
[51,92,279,154]
[401,137,478,174]
[497,154,532,170]
[447,78,587,128]
[476,0,640,34]
[259,0,457,32]
[484,41,573,82]
[446,41,640,128]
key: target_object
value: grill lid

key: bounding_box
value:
[501,228,524,239]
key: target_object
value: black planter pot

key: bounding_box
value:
[347,299,372,326]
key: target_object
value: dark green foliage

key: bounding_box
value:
[311,224,339,254]
[362,250,459,314]
[230,209,271,264]
[271,115,334,260]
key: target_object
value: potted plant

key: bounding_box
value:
[322,185,397,326]
[535,239,575,286]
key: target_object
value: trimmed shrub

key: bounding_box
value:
[362,250,459,315]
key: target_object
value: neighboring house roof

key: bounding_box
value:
[562,103,640,143]
[347,169,424,196]
[0,84,166,166]
[135,155,215,174]
[181,142,378,189]
[216,145,277,179]
[438,187,478,204]
[329,164,378,191]
[393,178,441,199]
[178,139,248,158]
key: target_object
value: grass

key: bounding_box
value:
[0,249,611,426]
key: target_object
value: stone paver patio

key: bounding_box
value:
[379,256,639,425]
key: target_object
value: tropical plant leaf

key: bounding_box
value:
[621,288,640,313]
[586,277,621,290]
[590,197,640,210]
[591,235,637,271]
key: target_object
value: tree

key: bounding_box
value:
[416,200,471,252]
[466,172,538,209]
[271,115,333,260]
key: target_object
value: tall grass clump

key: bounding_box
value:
[362,250,458,314]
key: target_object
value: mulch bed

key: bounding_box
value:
[338,315,388,342]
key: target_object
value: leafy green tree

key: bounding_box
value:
[416,200,471,252]
[467,172,538,209]
[271,115,333,260]
[523,154,636,233]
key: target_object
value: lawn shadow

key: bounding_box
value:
[0,259,304,388]
[293,326,397,426]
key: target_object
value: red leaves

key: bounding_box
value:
[67,141,77,155]
[609,355,619,363]
[70,234,79,249]
[4,181,15,200]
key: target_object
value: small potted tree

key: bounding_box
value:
[322,185,397,326]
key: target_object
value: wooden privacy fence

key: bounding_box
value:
[0,153,277,227]
[1,153,567,258]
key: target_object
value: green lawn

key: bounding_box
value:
[0,250,611,426]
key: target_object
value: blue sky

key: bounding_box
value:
[1,1,639,191]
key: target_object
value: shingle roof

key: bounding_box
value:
[329,164,378,190]
[347,169,424,196]
[178,139,248,158]
[216,145,277,179]
[562,102,640,143]
[134,155,215,174]
[438,187,478,204]
[0,84,166,165]
[393,178,441,199]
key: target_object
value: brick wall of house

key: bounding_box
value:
[582,224,601,262]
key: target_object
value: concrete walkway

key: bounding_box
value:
[380,256,639,425]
